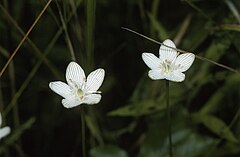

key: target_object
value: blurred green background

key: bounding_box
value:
[1,0,240,156]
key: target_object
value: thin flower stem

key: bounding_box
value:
[81,106,87,157]
[166,80,172,157]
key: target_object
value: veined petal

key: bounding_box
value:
[49,81,71,98]
[66,62,86,88]
[166,71,185,82]
[0,126,10,140]
[174,53,195,72]
[62,98,81,108]
[159,39,177,63]
[142,53,161,69]
[83,94,101,105]
[148,69,166,80]
[86,69,105,92]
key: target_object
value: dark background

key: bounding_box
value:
[1,0,240,156]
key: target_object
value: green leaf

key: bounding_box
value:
[192,113,239,143]
[108,100,167,117]
[139,109,214,157]
[200,73,240,113]
[193,39,230,83]
[90,145,128,157]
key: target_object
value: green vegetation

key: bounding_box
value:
[1,0,240,156]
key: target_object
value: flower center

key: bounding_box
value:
[77,88,85,99]
[162,60,172,73]
[68,79,86,100]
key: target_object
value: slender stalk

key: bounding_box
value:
[3,24,63,116]
[3,1,80,116]
[55,1,76,61]
[166,80,172,157]
[0,0,53,77]
[0,4,60,78]
[81,106,87,157]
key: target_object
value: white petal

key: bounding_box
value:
[159,39,177,63]
[142,53,161,69]
[86,69,105,92]
[174,53,195,72]
[62,98,82,108]
[0,126,10,140]
[66,62,86,88]
[148,69,166,80]
[166,71,185,82]
[49,81,71,98]
[83,94,101,105]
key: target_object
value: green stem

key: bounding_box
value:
[166,80,172,157]
[81,106,86,157]
[85,0,96,71]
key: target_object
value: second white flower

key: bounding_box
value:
[142,39,195,82]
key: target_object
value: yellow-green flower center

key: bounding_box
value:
[77,89,85,99]
[162,60,172,73]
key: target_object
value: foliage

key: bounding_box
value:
[0,0,240,156]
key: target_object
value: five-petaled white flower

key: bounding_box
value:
[0,112,11,140]
[142,39,195,82]
[49,61,105,108]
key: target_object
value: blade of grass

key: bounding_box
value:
[2,0,80,117]
[121,27,239,73]
[151,0,160,17]
[56,1,76,61]
[85,0,96,71]
[149,0,167,38]
[183,0,215,24]
[3,28,62,116]
[174,14,192,46]
[69,0,84,61]
[0,0,53,78]
[0,4,61,78]
[138,0,148,31]
[85,0,105,150]
[218,24,240,32]
[1,1,20,129]
[79,1,97,156]
[148,13,168,40]
[224,0,240,24]
[206,106,240,156]
[0,46,10,58]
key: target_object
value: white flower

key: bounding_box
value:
[49,61,105,108]
[142,39,195,82]
[0,112,11,140]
